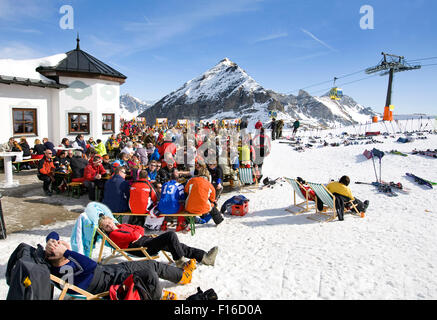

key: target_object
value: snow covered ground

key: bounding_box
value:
[1,121,436,300]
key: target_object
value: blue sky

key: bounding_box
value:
[1,0,436,115]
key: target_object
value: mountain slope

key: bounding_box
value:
[120,94,152,120]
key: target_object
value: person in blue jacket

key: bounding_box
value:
[42,137,56,155]
[102,166,130,213]
[158,170,186,215]
[44,231,195,299]
[146,160,159,183]
[207,162,224,199]
[158,169,190,232]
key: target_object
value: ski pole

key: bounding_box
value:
[371,155,378,183]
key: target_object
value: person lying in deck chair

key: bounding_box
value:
[98,216,219,268]
[44,231,195,300]
[322,176,369,220]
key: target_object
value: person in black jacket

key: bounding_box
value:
[70,150,88,181]
[102,154,112,174]
[268,118,277,141]
[155,160,175,191]
[19,137,32,158]
[19,137,32,170]
[53,150,70,172]
[207,162,224,199]
[32,139,46,156]
[42,138,56,155]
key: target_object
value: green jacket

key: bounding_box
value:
[95,142,107,156]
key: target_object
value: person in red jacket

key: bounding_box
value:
[127,170,158,226]
[83,155,106,201]
[98,216,219,267]
[37,149,56,196]
[158,134,177,168]
[255,120,263,130]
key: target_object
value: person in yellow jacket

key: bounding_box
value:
[95,139,107,156]
[320,176,369,220]
[327,177,355,200]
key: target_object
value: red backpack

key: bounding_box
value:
[109,274,151,300]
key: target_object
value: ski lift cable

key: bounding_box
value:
[286,67,369,94]
[286,58,434,95]
[406,56,437,63]
[310,73,380,95]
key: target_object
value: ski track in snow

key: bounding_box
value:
[1,125,437,300]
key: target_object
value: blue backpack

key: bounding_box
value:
[220,195,250,214]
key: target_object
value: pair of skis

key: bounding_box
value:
[412,149,437,158]
[406,173,434,189]
[389,150,408,157]
[355,181,406,197]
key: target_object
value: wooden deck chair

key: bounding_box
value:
[95,227,173,264]
[83,202,173,264]
[306,182,338,222]
[284,178,316,214]
[237,167,259,193]
[307,182,362,222]
[50,274,109,300]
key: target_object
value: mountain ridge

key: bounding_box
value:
[137,58,377,128]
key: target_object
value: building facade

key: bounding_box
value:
[0,37,126,147]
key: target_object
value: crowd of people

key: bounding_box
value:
[7,118,274,300]
[4,116,374,301]
[30,119,272,230]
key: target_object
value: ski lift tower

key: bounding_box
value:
[365,52,421,121]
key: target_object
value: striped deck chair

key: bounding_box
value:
[50,274,109,300]
[284,178,315,214]
[238,167,259,193]
[306,182,338,222]
[307,182,362,222]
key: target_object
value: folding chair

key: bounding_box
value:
[307,182,361,222]
[80,202,173,264]
[95,227,173,264]
[237,167,259,193]
[50,274,109,300]
[284,178,316,214]
[306,182,338,222]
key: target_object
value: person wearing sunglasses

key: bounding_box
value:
[37,149,56,196]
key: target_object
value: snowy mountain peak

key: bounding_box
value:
[161,58,263,106]
[218,57,236,67]
[120,94,152,120]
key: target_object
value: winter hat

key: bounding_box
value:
[46,231,60,242]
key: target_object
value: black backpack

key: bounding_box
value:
[6,243,53,300]
[186,287,218,300]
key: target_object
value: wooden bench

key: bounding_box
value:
[12,158,40,172]
[114,212,204,236]
[68,182,84,199]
